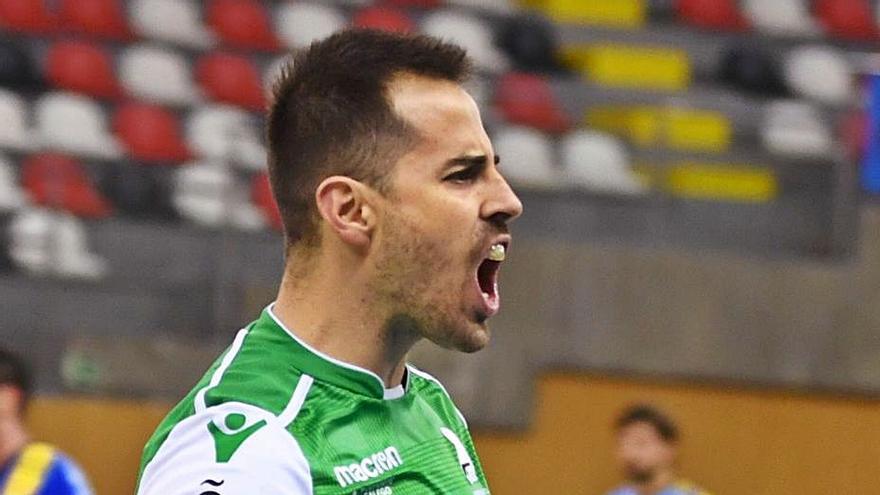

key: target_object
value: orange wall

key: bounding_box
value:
[24,373,880,494]
[474,373,880,495]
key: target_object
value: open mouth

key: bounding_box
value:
[474,242,506,317]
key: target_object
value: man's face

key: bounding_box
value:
[367,74,522,352]
[616,422,676,484]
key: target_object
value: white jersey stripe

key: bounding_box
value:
[194,328,249,413]
[277,374,314,427]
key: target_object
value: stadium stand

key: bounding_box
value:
[494,72,572,133]
[275,2,347,49]
[186,104,265,171]
[421,9,509,73]
[741,0,820,37]
[113,102,191,163]
[194,52,265,110]
[35,92,123,159]
[492,125,558,189]
[98,165,176,220]
[352,5,415,33]
[172,161,264,230]
[58,0,132,40]
[130,0,215,48]
[20,153,113,219]
[761,100,833,158]
[560,129,647,195]
[46,41,122,99]
[0,153,25,212]
[119,44,200,106]
[0,40,42,91]
[206,0,280,51]
[0,0,57,33]
[0,89,36,151]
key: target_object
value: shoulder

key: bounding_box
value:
[41,450,94,495]
[605,486,636,495]
[406,364,470,428]
[672,480,713,495]
[137,401,313,495]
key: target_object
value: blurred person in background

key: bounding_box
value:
[605,404,711,495]
[136,29,521,494]
[0,347,93,495]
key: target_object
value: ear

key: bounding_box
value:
[315,176,376,249]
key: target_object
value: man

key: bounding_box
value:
[605,404,712,495]
[136,29,522,494]
[0,348,94,494]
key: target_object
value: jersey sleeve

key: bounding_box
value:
[137,402,313,495]
[39,454,94,495]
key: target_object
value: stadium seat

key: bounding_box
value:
[173,161,265,230]
[35,92,122,159]
[59,0,132,40]
[422,10,509,74]
[46,41,121,99]
[719,45,788,97]
[0,153,25,212]
[491,126,557,189]
[586,105,732,152]
[664,162,777,203]
[0,0,56,33]
[131,0,215,49]
[783,46,853,105]
[741,0,819,37]
[119,45,200,106]
[98,165,176,220]
[9,207,108,278]
[495,15,567,74]
[446,0,515,15]
[251,172,282,230]
[206,0,280,51]
[538,0,646,28]
[676,0,748,31]
[186,105,265,171]
[275,3,346,49]
[494,72,571,133]
[0,41,42,90]
[352,6,415,33]
[560,130,647,195]
[195,53,265,111]
[20,153,112,218]
[563,43,690,91]
[385,0,441,8]
[761,100,832,158]
[814,0,878,41]
[113,103,190,162]
[0,90,36,151]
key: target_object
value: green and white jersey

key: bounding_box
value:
[136,304,490,495]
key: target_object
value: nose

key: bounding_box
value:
[480,169,523,225]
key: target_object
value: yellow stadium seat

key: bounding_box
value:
[586,106,732,152]
[664,162,777,203]
[563,44,691,91]
[536,0,646,28]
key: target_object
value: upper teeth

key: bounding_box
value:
[488,243,506,261]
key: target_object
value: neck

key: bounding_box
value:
[273,251,419,389]
[636,469,675,495]
[0,416,28,467]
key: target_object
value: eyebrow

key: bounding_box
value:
[446,154,500,168]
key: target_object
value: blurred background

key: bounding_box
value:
[0,0,879,493]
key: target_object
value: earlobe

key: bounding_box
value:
[315,177,373,249]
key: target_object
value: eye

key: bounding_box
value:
[444,167,480,183]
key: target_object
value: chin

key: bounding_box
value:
[449,322,491,353]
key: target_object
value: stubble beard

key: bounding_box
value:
[369,207,489,353]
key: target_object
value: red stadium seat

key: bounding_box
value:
[676,0,749,31]
[385,0,441,8]
[206,0,280,51]
[353,6,415,33]
[494,72,571,133]
[195,53,265,111]
[113,103,190,162]
[0,0,56,33]
[46,41,121,99]
[21,153,112,218]
[59,0,132,40]
[814,0,878,41]
[251,173,282,231]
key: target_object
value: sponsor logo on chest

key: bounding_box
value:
[333,446,403,488]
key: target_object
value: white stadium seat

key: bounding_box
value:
[784,45,853,105]
[421,10,509,74]
[492,125,557,189]
[446,0,515,15]
[0,89,36,151]
[742,0,820,37]
[186,104,266,171]
[9,207,108,279]
[131,0,215,49]
[0,153,26,212]
[120,45,200,106]
[35,92,122,159]
[275,3,346,49]
[173,161,266,230]
[761,100,832,158]
[560,130,646,195]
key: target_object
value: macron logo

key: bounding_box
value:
[333,446,403,488]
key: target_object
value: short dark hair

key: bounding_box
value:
[616,404,679,443]
[0,347,32,413]
[266,29,472,249]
